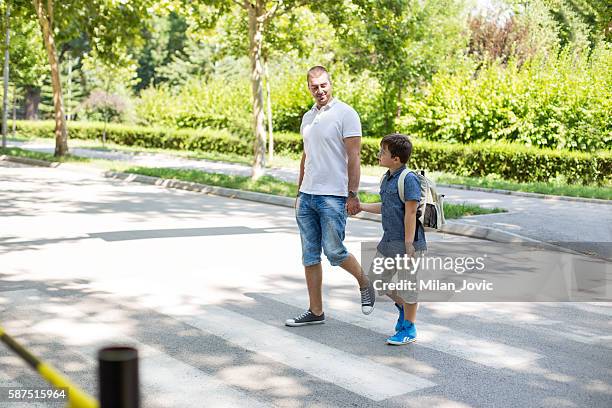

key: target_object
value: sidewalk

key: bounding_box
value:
[9,140,612,257]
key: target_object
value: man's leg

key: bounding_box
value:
[305,263,323,315]
[339,254,369,289]
[318,195,375,314]
[286,193,326,326]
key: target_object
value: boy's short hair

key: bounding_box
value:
[381,133,412,164]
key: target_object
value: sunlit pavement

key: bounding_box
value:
[1,161,611,407]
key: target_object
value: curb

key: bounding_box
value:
[437,183,610,205]
[104,170,547,246]
[0,154,60,168]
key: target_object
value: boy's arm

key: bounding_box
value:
[359,202,382,214]
[404,200,418,257]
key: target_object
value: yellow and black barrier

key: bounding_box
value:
[0,325,99,408]
[1,325,139,408]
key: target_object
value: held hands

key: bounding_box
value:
[405,242,416,258]
[346,195,361,216]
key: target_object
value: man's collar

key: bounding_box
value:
[312,97,337,112]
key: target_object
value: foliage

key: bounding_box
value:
[79,91,132,123]
[400,43,612,152]
[0,6,47,88]
[327,0,466,134]
[136,73,252,136]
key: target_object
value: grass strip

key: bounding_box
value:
[0,147,89,163]
[434,173,611,200]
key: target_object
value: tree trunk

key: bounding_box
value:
[247,0,267,180]
[32,0,68,157]
[12,84,16,136]
[2,1,9,148]
[66,54,72,120]
[395,82,403,124]
[264,58,274,162]
[24,86,40,119]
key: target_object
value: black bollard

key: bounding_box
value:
[98,346,139,408]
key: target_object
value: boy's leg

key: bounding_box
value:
[305,263,323,315]
[404,302,418,323]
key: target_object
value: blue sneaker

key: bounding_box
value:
[394,303,404,332]
[387,320,417,345]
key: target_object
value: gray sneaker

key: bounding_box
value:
[285,310,325,327]
[360,281,376,315]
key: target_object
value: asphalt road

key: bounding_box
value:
[1,161,611,408]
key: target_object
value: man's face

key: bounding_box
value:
[308,73,333,107]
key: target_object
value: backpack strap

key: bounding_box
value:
[396,168,410,204]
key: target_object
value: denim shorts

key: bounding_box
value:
[296,193,349,267]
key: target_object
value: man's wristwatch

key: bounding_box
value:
[348,190,358,198]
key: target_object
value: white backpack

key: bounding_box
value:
[380,169,446,229]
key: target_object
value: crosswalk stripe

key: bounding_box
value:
[566,302,612,318]
[423,302,612,348]
[0,290,269,408]
[260,292,543,369]
[1,289,435,402]
[182,305,436,401]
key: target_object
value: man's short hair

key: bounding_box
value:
[307,66,331,83]
[381,133,413,164]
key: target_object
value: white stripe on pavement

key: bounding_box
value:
[261,292,543,369]
[0,290,270,408]
[182,305,436,401]
[424,302,612,348]
[566,302,612,318]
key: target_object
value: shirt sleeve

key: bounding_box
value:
[404,173,421,202]
[342,107,362,138]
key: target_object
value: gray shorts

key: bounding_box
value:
[367,250,425,304]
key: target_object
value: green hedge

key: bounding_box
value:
[401,45,612,152]
[14,120,611,185]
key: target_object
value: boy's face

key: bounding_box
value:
[377,144,401,168]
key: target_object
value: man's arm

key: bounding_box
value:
[344,136,361,215]
[298,152,306,192]
[404,200,418,257]
[295,152,306,208]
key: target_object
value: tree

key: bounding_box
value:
[0,8,50,120]
[328,0,466,134]
[211,5,322,161]
[15,0,154,156]
[186,0,313,179]
[537,0,612,48]
[2,0,9,147]
[31,0,69,155]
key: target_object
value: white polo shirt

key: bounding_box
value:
[299,98,362,197]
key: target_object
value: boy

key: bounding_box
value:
[359,133,427,345]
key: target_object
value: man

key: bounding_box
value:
[286,66,376,327]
